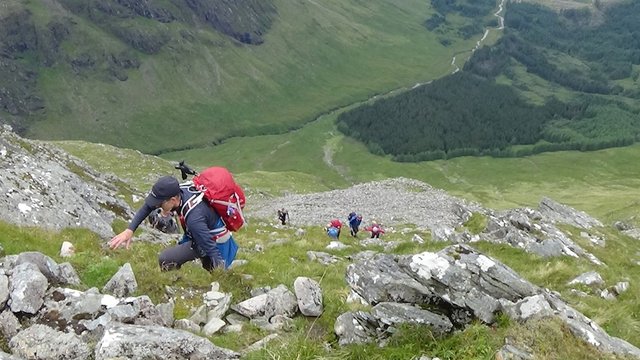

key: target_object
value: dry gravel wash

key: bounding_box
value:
[245,177,483,230]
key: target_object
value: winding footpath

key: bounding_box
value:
[451,0,506,73]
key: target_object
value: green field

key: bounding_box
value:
[146,109,640,228]
[48,135,640,359]
[12,0,480,154]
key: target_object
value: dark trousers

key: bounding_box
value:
[158,242,214,271]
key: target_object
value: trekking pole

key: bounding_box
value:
[175,160,198,180]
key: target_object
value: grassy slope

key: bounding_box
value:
[17,137,640,359]
[145,0,640,224]
[155,108,640,227]
[59,101,640,357]
[23,0,639,357]
[24,0,472,154]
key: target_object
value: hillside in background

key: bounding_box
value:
[337,0,640,161]
[4,0,637,162]
[0,0,491,154]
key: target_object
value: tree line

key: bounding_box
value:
[425,0,497,39]
[337,1,640,162]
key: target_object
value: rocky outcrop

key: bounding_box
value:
[0,126,133,239]
[477,206,604,265]
[0,128,173,245]
[248,177,483,230]
[184,0,277,45]
[0,251,327,358]
[336,244,640,358]
[538,197,603,229]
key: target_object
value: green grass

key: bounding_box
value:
[2,211,637,359]
[463,212,488,235]
[21,0,481,154]
[155,110,640,228]
[7,134,640,358]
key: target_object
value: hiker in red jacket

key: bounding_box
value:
[327,219,343,238]
[365,221,385,239]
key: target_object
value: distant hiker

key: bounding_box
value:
[365,221,385,239]
[326,226,340,239]
[108,175,239,271]
[147,208,179,234]
[347,212,363,237]
[277,208,290,225]
[327,219,343,238]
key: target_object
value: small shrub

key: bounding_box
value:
[464,212,488,234]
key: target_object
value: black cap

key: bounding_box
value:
[144,176,180,208]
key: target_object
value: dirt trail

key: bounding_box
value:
[451,0,506,73]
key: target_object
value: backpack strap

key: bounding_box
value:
[181,192,204,220]
[210,217,231,243]
[180,192,230,242]
[211,191,247,227]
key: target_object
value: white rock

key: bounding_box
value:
[60,241,75,257]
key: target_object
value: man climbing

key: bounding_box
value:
[347,212,363,237]
[277,208,290,225]
[326,218,343,239]
[109,175,239,271]
[326,226,339,239]
[365,221,385,239]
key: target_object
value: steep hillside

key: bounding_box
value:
[0,0,481,154]
[2,127,640,360]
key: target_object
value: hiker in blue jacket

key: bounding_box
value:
[347,212,363,237]
[108,176,238,271]
[326,226,340,239]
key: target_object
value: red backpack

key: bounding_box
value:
[192,167,246,231]
[330,219,342,229]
